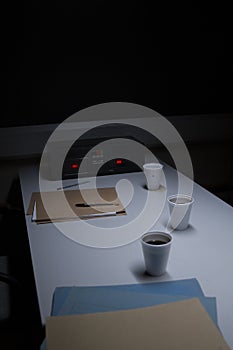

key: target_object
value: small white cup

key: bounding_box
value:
[167,194,194,230]
[143,163,163,190]
[141,231,172,276]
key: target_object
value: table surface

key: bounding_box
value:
[20,162,233,349]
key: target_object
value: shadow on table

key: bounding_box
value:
[159,222,198,236]
[129,263,172,283]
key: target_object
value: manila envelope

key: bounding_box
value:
[46,298,230,350]
[27,187,126,223]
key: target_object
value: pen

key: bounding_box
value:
[75,203,119,207]
[57,181,90,191]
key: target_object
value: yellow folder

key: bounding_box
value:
[27,187,126,223]
[46,298,230,350]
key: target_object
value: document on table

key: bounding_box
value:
[39,279,220,350]
[27,187,126,223]
[46,298,230,350]
[31,201,116,222]
[51,278,206,315]
[52,284,217,326]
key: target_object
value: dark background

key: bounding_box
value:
[2,1,233,127]
[1,4,233,348]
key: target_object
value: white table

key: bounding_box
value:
[20,162,233,349]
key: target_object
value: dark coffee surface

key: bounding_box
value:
[146,240,166,245]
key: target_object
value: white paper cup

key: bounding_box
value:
[143,163,163,190]
[141,231,172,276]
[168,194,194,230]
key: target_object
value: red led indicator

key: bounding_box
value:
[116,159,123,165]
[71,163,79,169]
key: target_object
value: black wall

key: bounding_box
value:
[3,2,233,127]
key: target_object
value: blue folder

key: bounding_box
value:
[52,278,205,316]
[40,279,217,350]
[52,279,217,325]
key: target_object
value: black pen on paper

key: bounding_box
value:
[57,181,90,191]
[75,203,119,207]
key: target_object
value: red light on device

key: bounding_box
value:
[116,159,123,165]
[71,163,79,169]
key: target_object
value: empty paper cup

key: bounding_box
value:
[141,231,172,276]
[143,163,163,190]
[168,194,194,230]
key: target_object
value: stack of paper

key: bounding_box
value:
[27,187,126,223]
[41,279,230,349]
